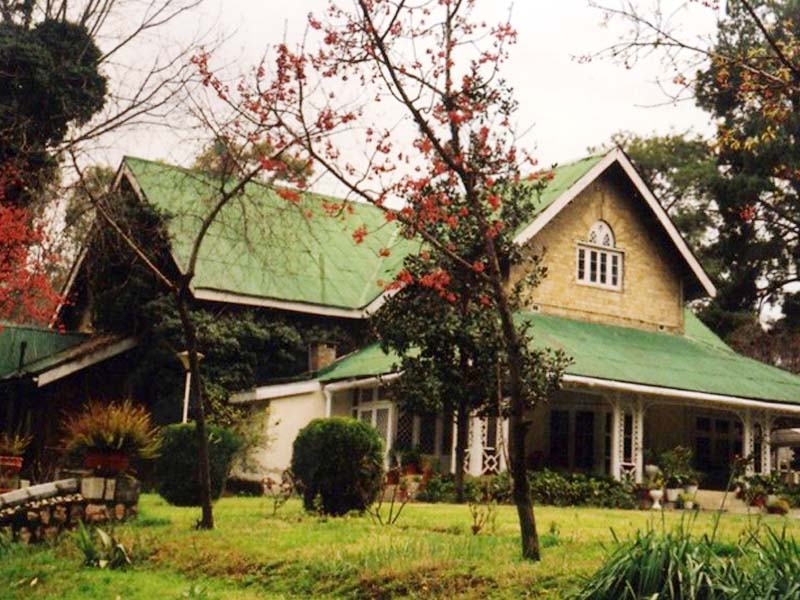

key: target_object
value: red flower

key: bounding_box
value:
[352,224,368,244]
[277,188,301,203]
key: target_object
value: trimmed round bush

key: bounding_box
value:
[155,423,243,506]
[291,417,384,515]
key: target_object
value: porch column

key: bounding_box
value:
[450,415,458,474]
[740,409,755,475]
[498,418,509,472]
[633,399,645,484]
[760,413,774,474]
[610,400,622,480]
[468,416,484,476]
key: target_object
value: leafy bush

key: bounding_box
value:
[415,473,482,503]
[416,470,633,508]
[291,417,384,516]
[659,446,699,487]
[62,400,160,459]
[528,469,635,509]
[155,423,243,506]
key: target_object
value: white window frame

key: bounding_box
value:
[576,242,624,291]
[351,387,395,456]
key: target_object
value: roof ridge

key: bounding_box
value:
[123,155,391,217]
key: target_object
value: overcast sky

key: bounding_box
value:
[107,0,718,173]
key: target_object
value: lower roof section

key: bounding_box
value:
[316,309,800,407]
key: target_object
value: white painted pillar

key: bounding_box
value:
[323,388,333,418]
[761,414,773,474]
[741,409,754,475]
[610,401,622,481]
[468,416,484,476]
[633,400,645,484]
[498,418,509,472]
[450,415,458,475]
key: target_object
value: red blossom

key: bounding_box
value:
[276,188,301,203]
[352,224,368,244]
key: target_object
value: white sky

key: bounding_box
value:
[115,0,717,170]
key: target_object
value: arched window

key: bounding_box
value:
[576,221,623,290]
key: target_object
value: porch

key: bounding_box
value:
[324,378,800,487]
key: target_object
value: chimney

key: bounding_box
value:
[308,342,337,372]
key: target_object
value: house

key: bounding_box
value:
[0,323,135,475]
[229,148,800,488]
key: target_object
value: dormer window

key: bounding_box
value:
[576,221,623,290]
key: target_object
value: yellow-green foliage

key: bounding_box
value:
[62,400,160,459]
[0,432,31,456]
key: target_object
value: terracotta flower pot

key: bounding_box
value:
[0,455,23,474]
[84,450,129,476]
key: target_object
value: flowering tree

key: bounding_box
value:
[201,0,571,560]
[0,203,60,327]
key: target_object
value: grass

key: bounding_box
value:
[0,494,798,599]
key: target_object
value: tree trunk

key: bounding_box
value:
[175,291,215,530]
[509,413,539,560]
[454,399,469,503]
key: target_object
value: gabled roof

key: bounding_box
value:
[121,157,419,318]
[312,310,800,408]
[116,147,714,318]
[0,323,135,386]
[514,147,716,299]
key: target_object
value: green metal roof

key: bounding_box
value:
[122,155,604,312]
[318,310,800,406]
[518,154,606,232]
[0,324,87,380]
[123,157,419,311]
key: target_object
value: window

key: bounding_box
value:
[576,221,623,290]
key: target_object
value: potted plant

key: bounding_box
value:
[63,400,160,476]
[647,472,665,510]
[659,446,693,504]
[399,445,421,475]
[679,493,695,510]
[684,470,701,496]
[665,475,683,504]
[0,432,31,492]
[766,497,790,516]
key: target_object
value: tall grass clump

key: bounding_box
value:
[573,523,722,600]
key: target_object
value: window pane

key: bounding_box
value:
[375,408,390,444]
[611,254,619,286]
[590,251,598,282]
[577,248,585,280]
[599,252,607,284]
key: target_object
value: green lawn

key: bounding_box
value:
[1,494,797,599]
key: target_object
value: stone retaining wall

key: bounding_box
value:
[0,476,140,543]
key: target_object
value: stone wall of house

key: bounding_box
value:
[510,169,686,334]
[0,476,139,543]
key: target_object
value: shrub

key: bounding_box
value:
[62,400,160,459]
[528,469,635,509]
[155,423,243,506]
[291,417,384,516]
[415,473,482,503]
